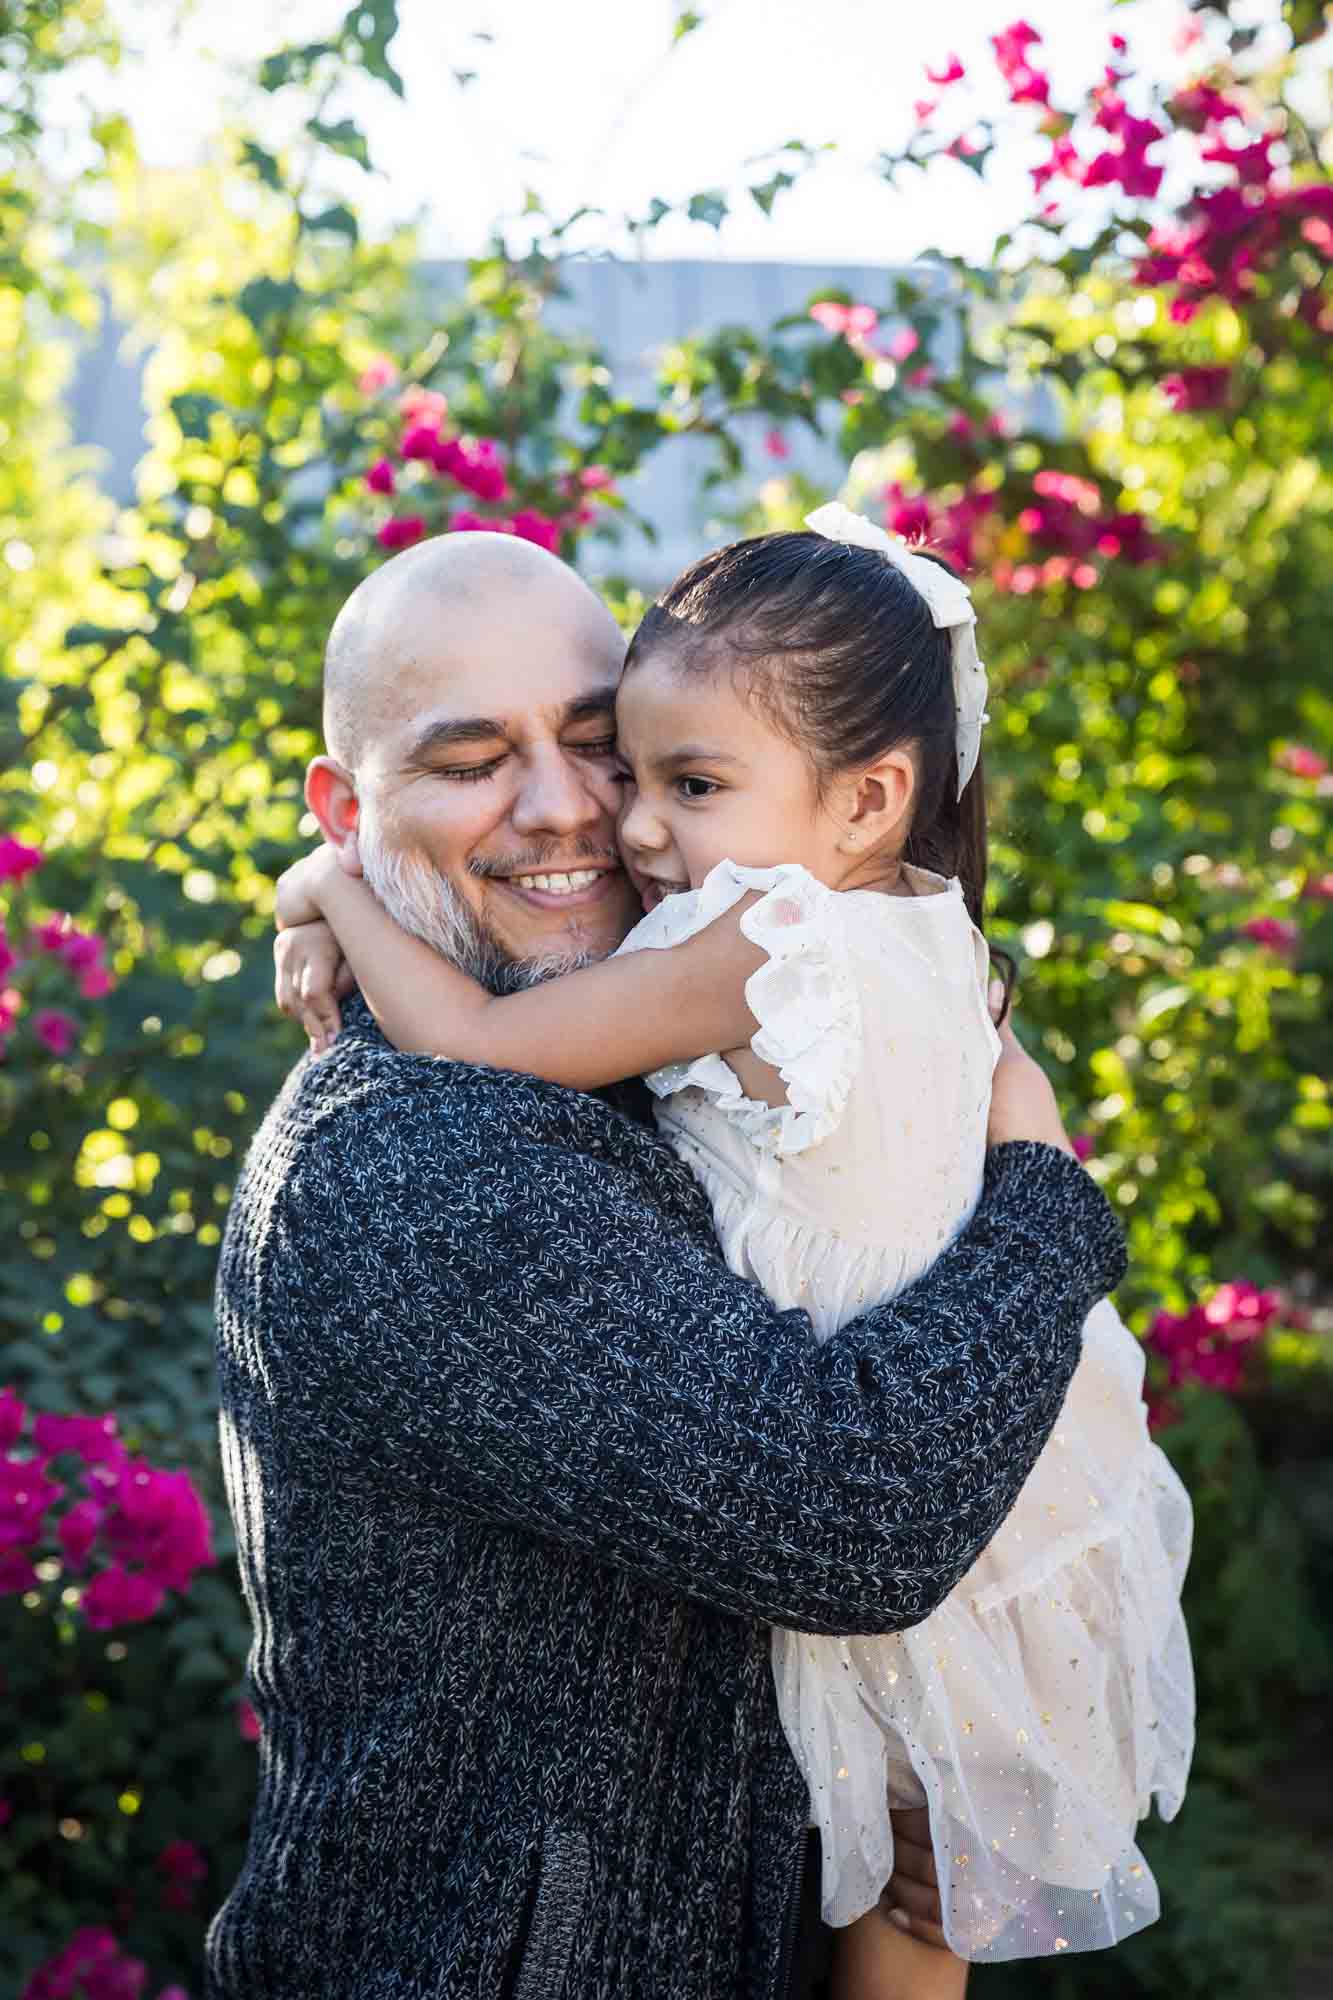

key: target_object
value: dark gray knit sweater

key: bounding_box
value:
[208,999,1126,2000]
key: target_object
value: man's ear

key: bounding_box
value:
[837,748,916,854]
[305,757,364,877]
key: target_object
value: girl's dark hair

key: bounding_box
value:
[625,530,1013,1008]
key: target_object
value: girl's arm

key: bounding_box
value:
[276,847,764,1089]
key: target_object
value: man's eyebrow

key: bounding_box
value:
[562,688,620,727]
[404,716,508,764]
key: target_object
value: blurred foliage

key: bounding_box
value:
[2,0,1332,1993]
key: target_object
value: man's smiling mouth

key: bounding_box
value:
[509,869,606,896]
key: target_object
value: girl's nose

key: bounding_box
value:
[618,787,667,856]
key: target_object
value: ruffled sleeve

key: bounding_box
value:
[618,859,862,1156]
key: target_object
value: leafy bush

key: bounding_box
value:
[2,2,1330,1994]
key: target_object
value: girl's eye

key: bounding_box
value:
[676,775,720,801]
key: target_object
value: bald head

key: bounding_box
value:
[323,532,623,770]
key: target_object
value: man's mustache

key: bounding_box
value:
[468,841,620,880]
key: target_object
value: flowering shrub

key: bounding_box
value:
[3,2,1330,1996]
[0,842,117,1062]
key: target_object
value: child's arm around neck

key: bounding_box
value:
[286,848,765,1089]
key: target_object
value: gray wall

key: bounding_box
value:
[67,258,958,584]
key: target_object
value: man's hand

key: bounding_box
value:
[883,1808,947,1948]
[986,982,1075,1158]
[274,920,355,1053]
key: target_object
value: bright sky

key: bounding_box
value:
[96,0,1258,263]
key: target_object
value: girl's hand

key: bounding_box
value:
[274,846,343,933]
[274,920,355,1054]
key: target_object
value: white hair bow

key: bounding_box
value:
[804,501,989,797]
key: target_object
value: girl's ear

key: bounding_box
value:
[836,749,916,854]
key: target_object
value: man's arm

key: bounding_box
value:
[273,1074,1124,1637]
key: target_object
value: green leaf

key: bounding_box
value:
[306,117,372,172]
[305,203,359,244]
[673,9,703,40]
[750,171,794,219]
[170,393,224,440]
[687,190,728,230]
[240,140,284,192]
[236,276,300,329]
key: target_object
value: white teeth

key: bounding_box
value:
[511,869,603,895]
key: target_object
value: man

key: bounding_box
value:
[210,533,1126,1999]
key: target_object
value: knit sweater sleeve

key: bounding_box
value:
[276,1084,1126,1636]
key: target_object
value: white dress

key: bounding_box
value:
[617,859,1194,1963]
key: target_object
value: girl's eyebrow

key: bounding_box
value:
[652,746,744,772]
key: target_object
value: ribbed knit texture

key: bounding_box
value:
[208,999,1126,2000]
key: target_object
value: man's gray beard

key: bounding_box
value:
[357,823,594,995]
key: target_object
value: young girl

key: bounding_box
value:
[274,504,1194,1997]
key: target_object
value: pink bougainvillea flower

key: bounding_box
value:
[0,926,14,982]
[397,386,447,426]
[1072,1134,1096,1162]
[1276,744,1328,779]
[809,300,878,340]
[1169,83,1245,130]
[58,929,104,973]
[80,964,115,999]
[905,364,936,390]
[365,457,396,496]
[991,21,1049,106]
[107,1460,215,1592]
[0,1797,11,1827]
[883,327,920,362]
[1240,916,1299,954]
[357,356,398,395]
[33,915,69,954]
[19,1927,148,2000]
[1031,134,1083,193]
[883,485,933,541]
[509,509,563,555]
[58,1498,105,1570]
[0,836,43,883]
[1161,366,1231,412]
[376,516,427,553]
[81,1564,167,1630]
[0,1451,63,1550]
[434,436,508,503]
[237,1696,263,1742]
[577,465,616,491]
[947,411,976,441]
[764,427,790,460]
[157,1839,208,1913]
[926,53,964,86]
[33,1410,124,1467]
[448,510,507,535]
[399,421,442,463]
[0,1551,39,1595]
[913,98,938,124]
[33,1008,79,1056]
[1303,873,1333,902]
[0,1387,25,1449]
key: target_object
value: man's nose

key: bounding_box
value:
[510,745,608,841]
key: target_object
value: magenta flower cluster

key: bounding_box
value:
[0,838,116,1058]
[19,1926,189,2000]
[358,370,617,558]
[0,1388,214,1618]
[1147,1280,1282,1397]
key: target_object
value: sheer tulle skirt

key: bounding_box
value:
[772,1302,1195,1961]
